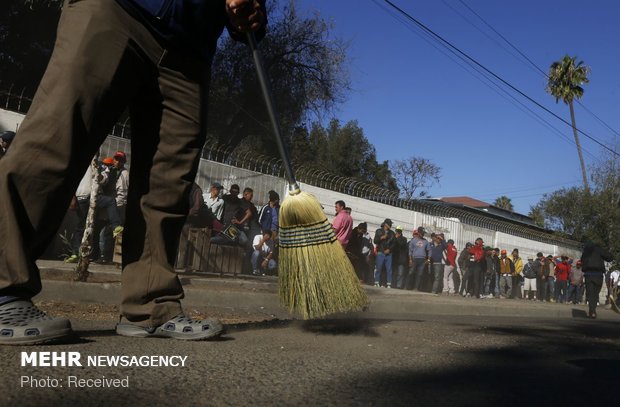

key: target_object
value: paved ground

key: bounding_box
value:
[2,313,619,406]
[1,261,618,406]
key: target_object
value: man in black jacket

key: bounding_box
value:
[0,0,265,345]
[392,226,409,289]
[374,219,396,288]
[581,241,614,318]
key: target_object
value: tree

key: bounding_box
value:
[294,119,397,189]
[545,55,590,191]
[533,148,620,266]
[493,195,514,211]
[389,157,441,199]
[0,1,60,91]
[208,0,350,154]
[528,205,545,228]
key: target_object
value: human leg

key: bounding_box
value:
[585,275,603,317]
[374,252,385,286]
[385,255,393,287]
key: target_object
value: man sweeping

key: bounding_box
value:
[0,0,265,345]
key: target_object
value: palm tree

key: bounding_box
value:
[545,55,590,191]
[493,195,514,212]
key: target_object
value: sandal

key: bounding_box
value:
[116,314,223,340]
[0,300,73,345]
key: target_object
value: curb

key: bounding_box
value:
[35,261,614,321]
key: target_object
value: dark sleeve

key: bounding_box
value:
[188,185,203,217]
[373,230,383,245]
[601,247,614,262]
[387,232,396,251]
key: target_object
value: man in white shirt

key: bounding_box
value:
[251,230,277,276]
[204,182,224,221]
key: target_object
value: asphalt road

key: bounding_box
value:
[2,311,619,407]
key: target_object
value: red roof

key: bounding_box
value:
[438,196,491,208]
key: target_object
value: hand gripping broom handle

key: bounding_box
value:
[247,32,300,194]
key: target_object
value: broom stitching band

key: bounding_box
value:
[279,239,338,249]
[279,218,330,230]
[279,222,337,247]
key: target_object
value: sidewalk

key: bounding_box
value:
[35,260,616,321]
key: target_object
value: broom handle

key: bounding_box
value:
[247,32,300,193]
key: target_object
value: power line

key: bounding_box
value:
[370,0,595,159]
[457,0,620,142]
[381,0,619,157]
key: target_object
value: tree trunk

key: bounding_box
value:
[569,101,589,192]
[73,158,101,281]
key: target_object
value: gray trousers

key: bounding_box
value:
[0,0,207,327]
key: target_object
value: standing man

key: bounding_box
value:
[443,239,458,295]
[545,255,556,302]
[332,200,353,247]
[458,242,473,296]
[522,257,538,300]
[408,227,431,291]
[429,233,448,295]
[581,241,614,319]
[534,252,546,301]
[374,219,395,288]
[509,249,523,299]
[0,0,266,345]
[468,237,486,298]
[392,226,409,289]
[112,151,129,224]
[554,256,571,304]
[567,260,584,304]
[498,249,515,298]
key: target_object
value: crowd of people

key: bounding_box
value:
[339,209,615,319]
[184,182,281,276]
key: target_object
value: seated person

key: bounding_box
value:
[251,230,277,276]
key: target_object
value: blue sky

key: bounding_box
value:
[294,0,620,214]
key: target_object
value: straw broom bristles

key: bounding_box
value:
[278,189,369,319]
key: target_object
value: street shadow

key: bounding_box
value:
[299,318,382,337]
[293,318,620,406]
[571,308,589,318]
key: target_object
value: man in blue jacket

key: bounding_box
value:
[0,0,265,345]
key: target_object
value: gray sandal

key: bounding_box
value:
[0,300,73,345]
[116,314,223,340]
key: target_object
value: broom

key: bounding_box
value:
[247,32,369,319]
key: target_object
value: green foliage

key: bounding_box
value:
[533,151,620,265]
[208,0,350,153]
[545,55,590,190]
[493,195,514,212]
[0,1,60,90]
[527,205,545,228]
[545,55,590,104]
[288,119,397,189]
